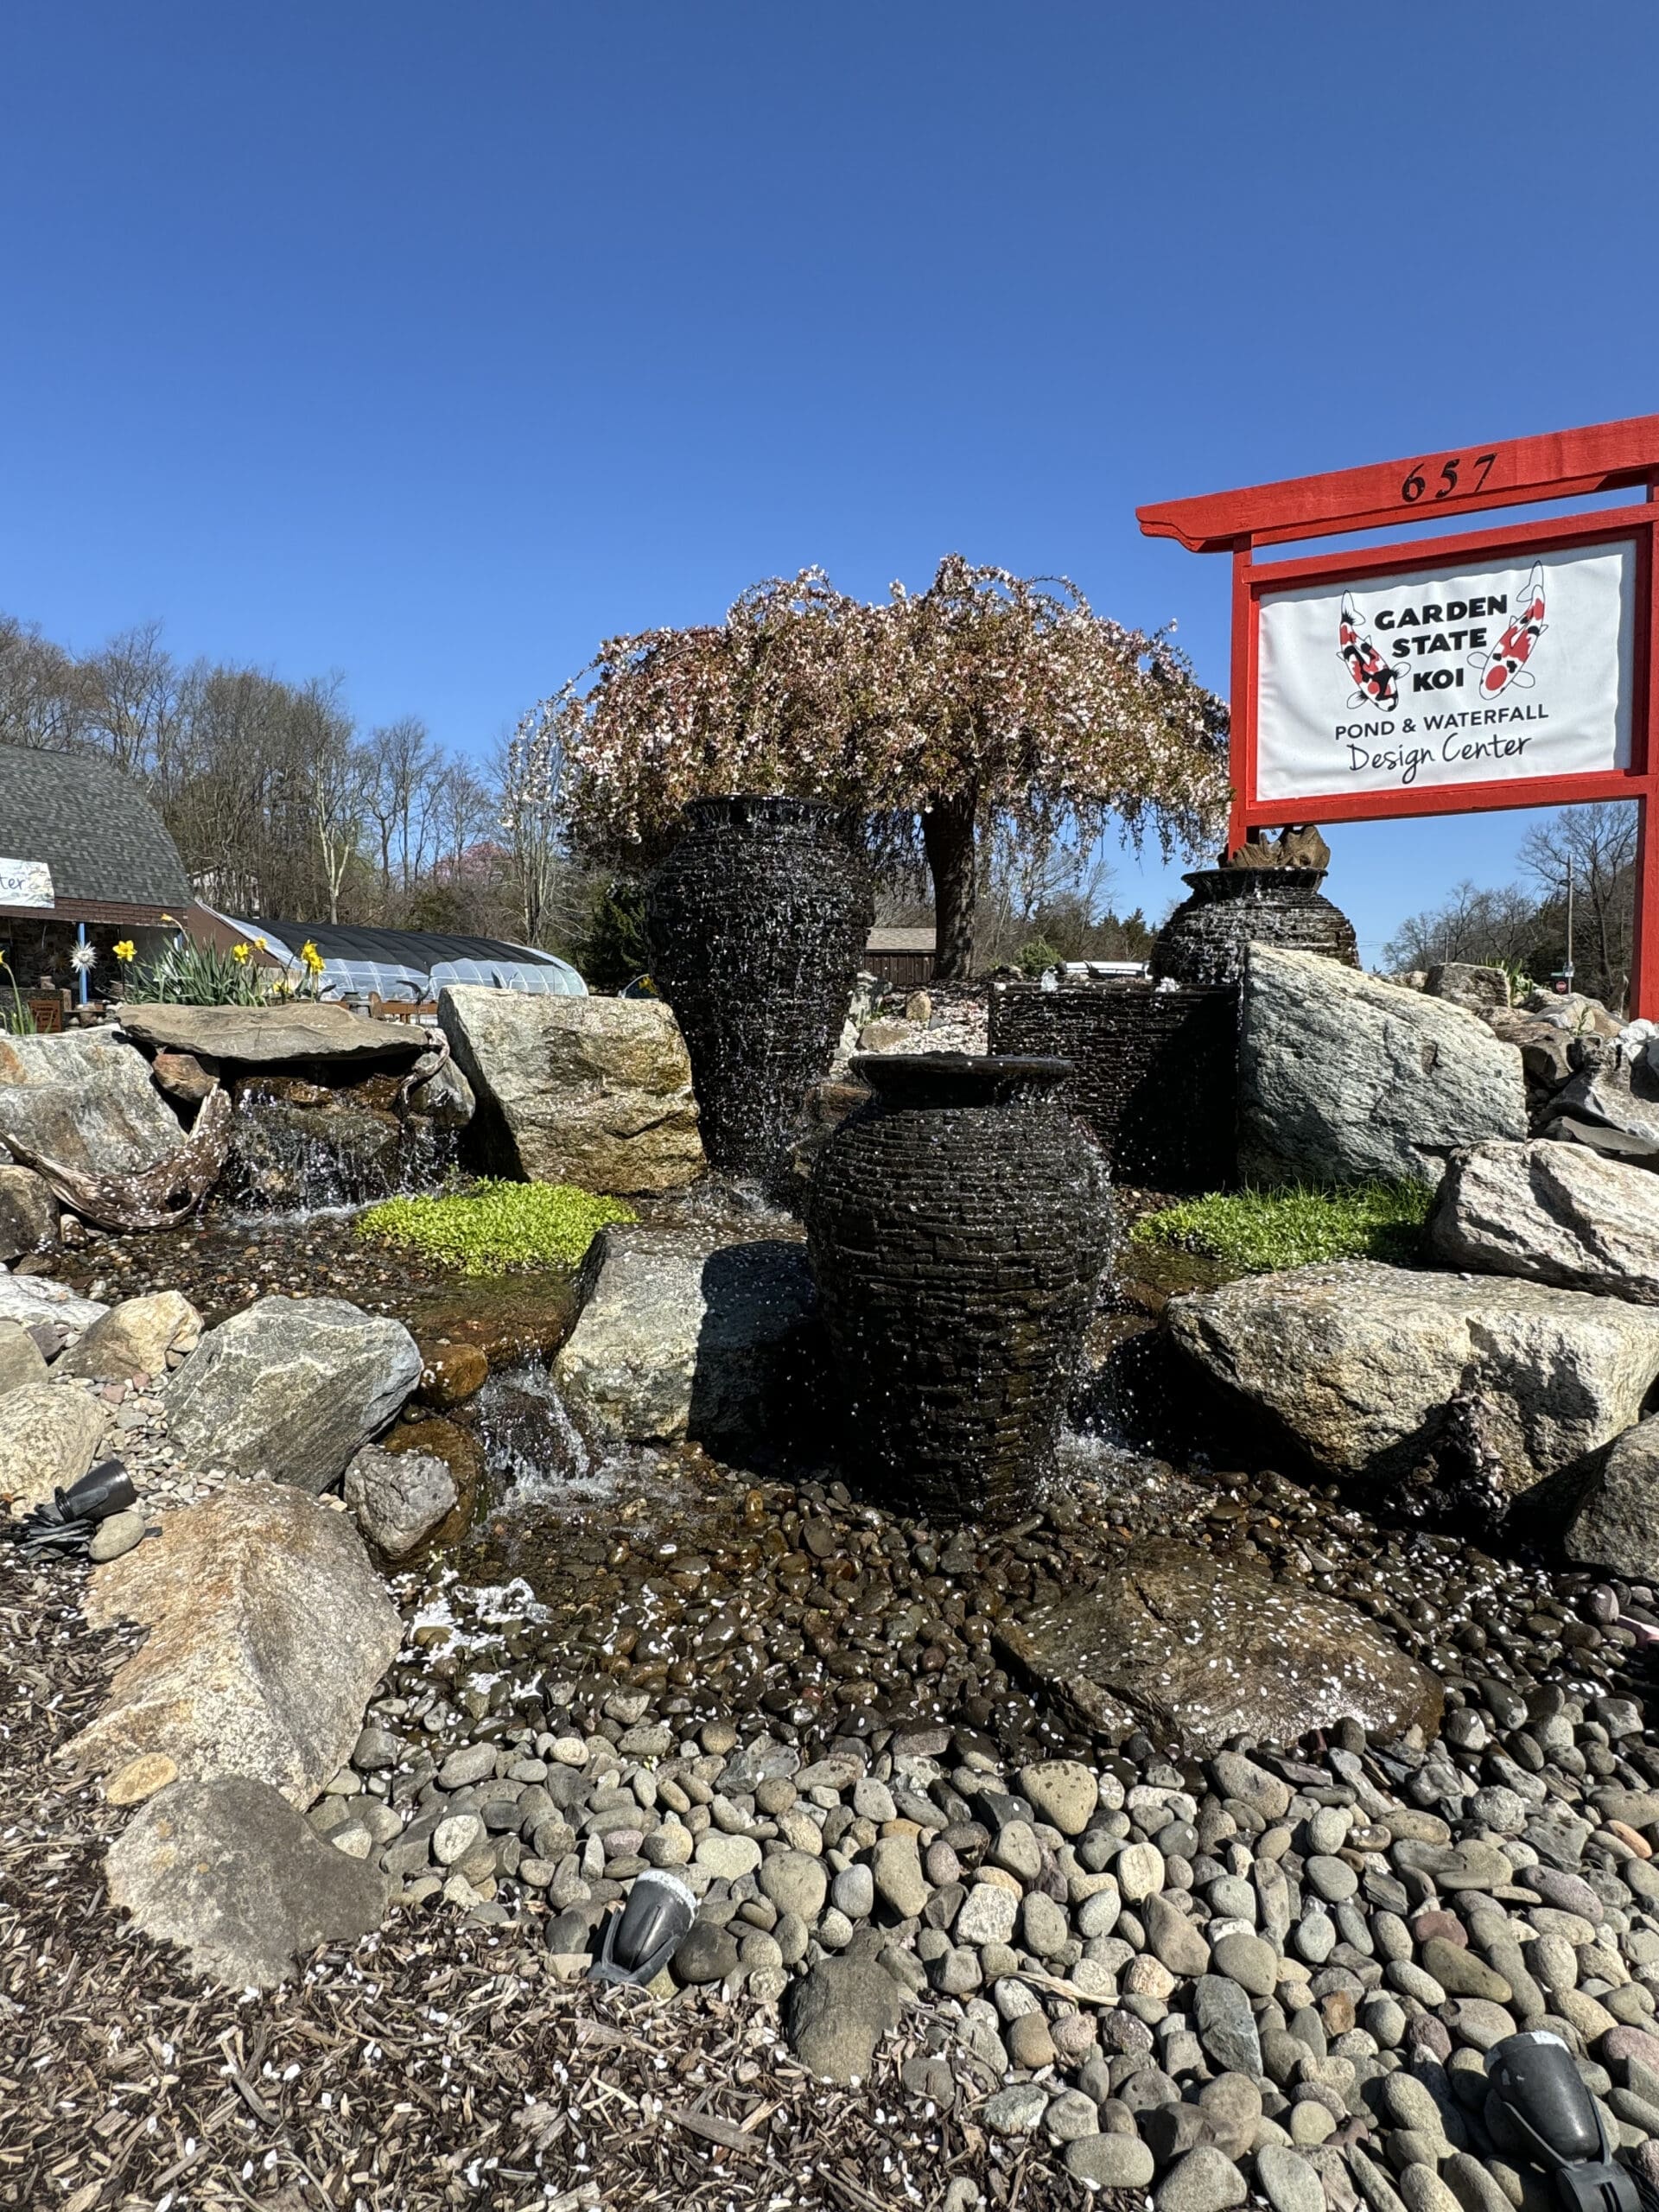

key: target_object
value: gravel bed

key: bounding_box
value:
[0,1567,1105,2212]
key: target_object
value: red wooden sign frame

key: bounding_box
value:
[1138,412,1659,1017]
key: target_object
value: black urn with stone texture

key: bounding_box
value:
[804,1053,1112,1524]
[645,796,874,1181]
[1150,867,1359,988]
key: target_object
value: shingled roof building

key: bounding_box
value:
[0,748,191,925]
[0,750,191,1012]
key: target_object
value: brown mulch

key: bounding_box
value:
[0,1566,1109,2212]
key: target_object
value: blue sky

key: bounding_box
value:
[3,3,1656,963]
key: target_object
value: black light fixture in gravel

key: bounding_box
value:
[5,1460,137,1560]
[589,1870,697,1986]
[1487,2032,1642,2212]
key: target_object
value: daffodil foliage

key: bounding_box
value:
[516,558,1229,976]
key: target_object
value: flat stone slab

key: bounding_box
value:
[995,1538,1443,1753]
[106,1775,388,1986]
[118,1001,429,1065]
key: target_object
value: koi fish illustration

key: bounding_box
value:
[1470,563,1547,696]
[1338,592,1399,710]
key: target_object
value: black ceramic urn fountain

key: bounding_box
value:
[645,796,874,1182]
[1150,866,1358,988]
[804,1052,1113,1524]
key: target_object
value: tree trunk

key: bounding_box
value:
[923,791,977,982]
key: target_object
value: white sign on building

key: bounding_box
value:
[0,858,54,909]
[1256,540,1637,802]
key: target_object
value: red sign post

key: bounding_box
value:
[1139,414,1659,1017]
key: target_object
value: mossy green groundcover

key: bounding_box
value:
[356,1180,635,1275]
[1129,1181,1431,1275]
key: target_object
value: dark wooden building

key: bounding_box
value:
[864,925,937,990]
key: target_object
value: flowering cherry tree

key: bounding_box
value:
[526,557,1228,978]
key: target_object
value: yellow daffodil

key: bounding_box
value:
[232,943,251,964]
[113,939,137,963]
[301,940,325,975]
[254,937,267,951]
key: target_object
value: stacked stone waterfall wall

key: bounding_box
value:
[989,980,1236,1192]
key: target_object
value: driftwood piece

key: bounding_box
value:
[1,1085,232,1230]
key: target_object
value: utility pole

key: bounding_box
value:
[1565,855,1576,991]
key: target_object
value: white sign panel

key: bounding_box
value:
[1256,540,1637,801]
[0,858,54,909]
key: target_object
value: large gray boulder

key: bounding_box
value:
[72,1480,402,1802]
[438,985,703,1194]
[162,1294,421,1488]
[106,1775,389,1986]
[1431,1140,1659,1302]
[1167,1259,1659,1495]
[1238,947,1527,1189]
[118,1000,427,1066]
[554,1224,817,1447]
[0,1029,189,1177]
[995,1541,1443,1753]
[1542,1417,1659,1580]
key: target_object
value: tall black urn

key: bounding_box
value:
[645,797,874,1181]
[804,1053,1113,1523]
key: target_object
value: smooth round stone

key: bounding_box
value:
[433,1814,485,1866]
[1399,2164,1464,2212]
[1065,2134,1154,2188]
[1207,1876,1257,1923]
[830,1863,874,1919]
[1294,1910,1336,1966]
[1020,1759,1099,1836]
[1116,1843,1165,1903]
[1044,2088,1100,2142]
[739,1930,783,1972]
[1021,1891,1071,1960]
[1159,2143,1249,2212]
[760,1848,828,1918]
[1381,2073,1449,2139]
[1006,2011,1058,2069]
[1306,1855,1358,1903]
[672,1920,739,1985]
[696,1832,761,1880]
[1256,2145,1325,2212]
[1212,1930,1279,1998]
[1077,1885,1122,1940]
[1288,2101,1335,2145]
[88,1510,146,1563]
[550,1737,588,1767]
[990,1822,1043,1882]
[1306,1808,1351,1856]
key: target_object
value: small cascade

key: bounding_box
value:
[226,1079,458,1214]
[473,1357,616,1502]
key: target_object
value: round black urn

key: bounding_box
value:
[1150,867,1359,988]
[645,796,874,1181]
[804,1053,1113,1525]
